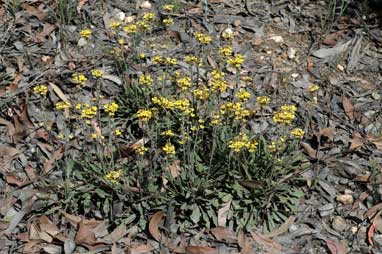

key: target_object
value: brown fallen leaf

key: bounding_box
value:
[75,219,104,245]
[342,95,355,120]
[129,243,154,254]
[0,118,16,138]
[238,231,254,254]
[149,211,164,242]
[210,226,236,243]
[62,212,82,227]
[263,216,296,238]
[77,0,89,13]
[5,174,25,186]
[34,23,56,42]
[29,223,53,243]
[23,4,47,21]
[301,142,317,159]
[43,146,64,174]
[0,146,19,170]
[104,224,128,243]
[39,216,60,238]
[185,245,217,254]
[250,231,284,253]
[326,238,348,254]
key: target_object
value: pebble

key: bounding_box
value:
[270,35,284,43]
[288,47,297,59]
[332,216,347,232]
[319,203,335,217]
[336,194,354,205]
[140,1,152,9]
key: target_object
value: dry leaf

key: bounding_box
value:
[263,216,296,238]
[75,219,103,245]
[34,23,56,42]
[217,201,231,227]
[104,224,128,243]
[342,96,355,120]
[149,211,164,242]
[301,142,317,159]
[210,227,236,242]
[129,243,154,254]
[185,245,217,254]
[326,239,348,254]
[23,4,47,21]
[250,231,283,253]
[43,146,64,174]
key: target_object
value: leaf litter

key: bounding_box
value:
[0,0,382,253]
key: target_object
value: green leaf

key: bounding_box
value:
[190,206,201,224]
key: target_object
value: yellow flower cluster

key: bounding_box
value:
[105,169,123,183]
[193,87,210,100]
[219,46,233,57]
[72,73,87,85]
[123,24,138,34]
[81,104,97,119]
[80,29,92,39]
[162,142,176,155]
[184,55,201,65]
[33,85,48,96]
[163,4,174,12]
[115,129,122,136]
[165,57,177,65]
[210,112,221,125]
[257,96,270,106]
[104,101,119,117]
[209,70,227,93]
[222,30,234,40]
[139,74,153,86]
[143,13,155,22]
[161,130,175,137]
[135,145,148,155]
[268,137,286,153]
[228,133,258,153]
[152,96,175,109]
[110,21,121,29]
[56,101,71,110]
[91,69,104,78]
[163,18,174,26]
[227,54,245,68]
[220,102,250,121]
[235,89,251,101]
[152,55,163,64]
[291,128,304,139]
[310,84,319,93]
[177,77,192,90]
[194,32,212,44]
[174,99,194,116]
[273,104,297,125]
[136,109,153,121]
[137,20,151,31]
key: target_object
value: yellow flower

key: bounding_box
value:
[257,96,270,106]
[139,53,146,59]
[291,128,305,139]
[33,85,48,96]
[152,96,175,109]
[177,77,192,90]
[72,73,87,85]
[75,103,82,110]
[104,102,119,117]
[273,104,297,125]
[91,133,98,139]
[165,57,177,65]
[222,29,234,40]
[310,84,319,93]
[235,89,251,101]
[161,130,175,137]
[136,109,153,122]
[105,169,123,183]
[115,129,122,136]
[139,74,153,86]
[118,38,125,45]
[137,20,151,31]
[123,24,138,34]
[219,46,233,57]
[80,29,92,39]
[135,145,148,155]
[81,105,97,119]
[193,87,210,100]
[194,32,212,44]
[143,12,155,22]
[91,69,104,78]
[163,18,174,26]
[163,4,174,12]
[162,142,176,155]
[228,133,249,152]
[209,70,227,93]
[227,54,245,68]
[268,141,277,153]
[184,55,201,65]
[152,55,163,64]
[110,21,121,29]
[56,101,71,110]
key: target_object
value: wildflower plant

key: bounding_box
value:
[45,5,309,234]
